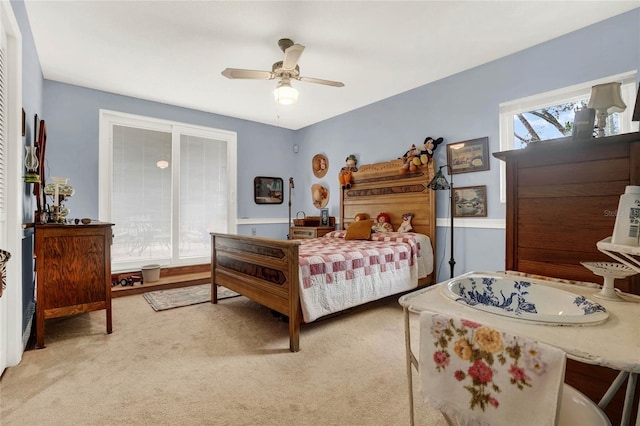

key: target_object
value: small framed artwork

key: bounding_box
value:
[320,208,329,226]
[453,185,487,217]
[446,137,490,174]
[572,107,595,140]
[254,176,283,204]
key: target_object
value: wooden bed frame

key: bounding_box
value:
[211,158,437,352]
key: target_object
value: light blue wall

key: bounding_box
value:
[19,4,640,286]
[42,82,297,240]
[296,9,640,281]
[11,0,43,337]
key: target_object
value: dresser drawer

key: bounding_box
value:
[290,226,334,240]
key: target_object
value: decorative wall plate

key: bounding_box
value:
[311,183,329,209]
[312,154,329,178]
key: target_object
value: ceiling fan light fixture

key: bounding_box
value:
[274,80,299,105]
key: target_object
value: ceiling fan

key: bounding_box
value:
[221,38,345,105]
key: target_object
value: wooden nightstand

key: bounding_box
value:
[289,226,335,240]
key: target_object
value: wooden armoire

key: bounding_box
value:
[494,131,640,425]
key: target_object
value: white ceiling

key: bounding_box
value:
[24,1,640,130]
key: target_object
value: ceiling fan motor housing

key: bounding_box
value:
[272,61,300,78]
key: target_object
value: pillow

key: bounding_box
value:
[345,219,374,240]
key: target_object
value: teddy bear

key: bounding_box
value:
[399,144,419,174]
[399,137,444,174]
[339,154,358,189]
[354,213,368,221]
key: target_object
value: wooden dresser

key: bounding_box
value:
[494,132,639,424]
[34,222,114,348]
[494,132,640,293]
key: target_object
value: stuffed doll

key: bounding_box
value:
[418,137,444,163]
[372,212,393,233]
[397,213,414,233]
[399,144,418,174]
[400,137,444,174]
[339,154,358,189]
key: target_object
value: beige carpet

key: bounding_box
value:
[0,290,445,425]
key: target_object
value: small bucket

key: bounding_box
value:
[141,264,161,282]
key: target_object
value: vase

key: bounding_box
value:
[24,146,39,183]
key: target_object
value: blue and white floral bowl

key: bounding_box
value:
[442,276,609,325]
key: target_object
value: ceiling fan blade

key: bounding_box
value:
[221,68,274,80]
[298,76,345,87]
[282,44,305,71]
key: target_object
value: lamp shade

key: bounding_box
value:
[587,82,626,114]
[273,79,299,105]
[427,168,451,191]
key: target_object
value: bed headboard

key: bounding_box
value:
[340,158,436,243]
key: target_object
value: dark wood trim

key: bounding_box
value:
[111,264,210,297]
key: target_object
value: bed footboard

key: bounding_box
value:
[210,233,302,352]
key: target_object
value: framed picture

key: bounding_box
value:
[572,107,595,140]
[254,176,283,204]
[446,137,490,174]
[453,185,487,217]
[320,208,329,226]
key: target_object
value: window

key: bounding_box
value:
[99,110,237,272]
[498,71,638,201]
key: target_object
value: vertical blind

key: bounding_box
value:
[109,122,231,270]
[111,125,173,264]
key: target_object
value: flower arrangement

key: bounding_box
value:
[429,315,548,412]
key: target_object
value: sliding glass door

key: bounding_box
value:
[100,111,237,272]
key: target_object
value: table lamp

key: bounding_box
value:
[587,82,626,137]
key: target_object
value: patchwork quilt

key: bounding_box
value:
[297,232,422,322]
[298,232,421,289]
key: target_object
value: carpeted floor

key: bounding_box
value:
[143,284,240,311]
[0,289,446,425]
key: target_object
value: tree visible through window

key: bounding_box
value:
[513,99,625,149]
[502,71,637,151]
[499,71,638,201]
